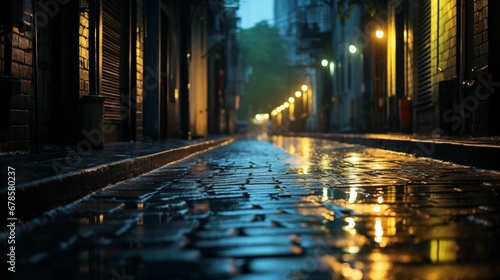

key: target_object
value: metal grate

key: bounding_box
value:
[102,0,129,122]
[416,0,432,110]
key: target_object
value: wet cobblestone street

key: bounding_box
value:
[5,136,500,279]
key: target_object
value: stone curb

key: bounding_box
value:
[4,137,234,221]
[292,133,500,171]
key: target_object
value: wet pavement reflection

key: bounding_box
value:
[5,136,500,279]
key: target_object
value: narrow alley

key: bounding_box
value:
[5,136,500,279]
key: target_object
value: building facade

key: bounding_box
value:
[275,0,499,135]
[274,0,332,132]
[0,0,239,153]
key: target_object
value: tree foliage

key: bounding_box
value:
[335,0,380,24]
[238,21,289,120]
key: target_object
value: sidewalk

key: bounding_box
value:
[1,136,234,221]
[292,132,500,171]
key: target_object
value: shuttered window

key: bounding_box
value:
[102,0,128,122]
[416,1,432,112]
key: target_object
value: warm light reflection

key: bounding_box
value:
[137,203,144,210]
[345,246,360,254]
[348,188,358,203]
[377,196,383,204]
[320,255,364,280]
[368,252,393,280]
[320,154,331,171]
[98,214,104,224]
[345,153,361,163]
[373,205,381,212]
[302,165,309,174]
[344,217,357,235]
[430,239,458,263]
[346,217,356,229]
[374,218,384,243]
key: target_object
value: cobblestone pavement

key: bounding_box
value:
[5,136,500,279]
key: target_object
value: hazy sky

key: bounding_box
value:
[238,0,274,29]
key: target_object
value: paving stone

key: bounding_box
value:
[6,137,500,279]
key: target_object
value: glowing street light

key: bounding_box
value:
[284,102,290,108]
[375,29,384,39]
[301,84,309,91]
[321,59,328,67]
[295,91,302,98]
[288,97,295,103]
[349,44,357,54]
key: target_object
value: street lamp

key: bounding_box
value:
[295,91,302,98]
[375,29,384,39]
[301,84,308,91]
[321,59,329,67]
[349,44,357,54]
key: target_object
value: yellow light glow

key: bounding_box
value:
[284,102,290,108]
[374,218,384,243]
[301,84,308,91]
[272,110,278,116]
[377,196,383,204]
[255,114,263,121]
[295,91,302,97]
[289,97,295,103]
[346,217,356,229]
[348,188,358,203]
[375,29,384,38]
[345,246,360,254]
[302,165,309,174]
[264,113,270,119]
[430,239,458,263]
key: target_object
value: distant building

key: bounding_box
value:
[274,0,332,132]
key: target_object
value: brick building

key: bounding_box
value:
[0,0,240,153]
[366,0,499,134]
